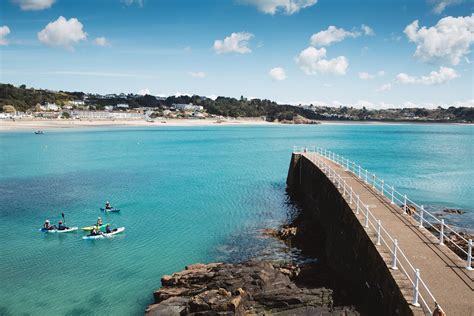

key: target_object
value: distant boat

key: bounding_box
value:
[34,131,44,134]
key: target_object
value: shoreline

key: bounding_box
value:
[0,118,276,131]
[0,118,471,132]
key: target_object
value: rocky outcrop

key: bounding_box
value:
[442,208,465,215]
[145,262,358,315]
[280,115,320,125]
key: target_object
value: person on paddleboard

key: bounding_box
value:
[105,201,112,210]
[105,224,112,234]
[90,226,103,236]
[43,220,56,230]
[57,220,68,231]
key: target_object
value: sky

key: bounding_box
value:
[0,0,473,108]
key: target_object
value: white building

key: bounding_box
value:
[173,103,204,111]
[110,112,144,119]
[41,102,60,111]
[70,110,144,120]
[104,105,114,111]
[116,103,129,108]
[69,100,85,106]
[71,111,111,119]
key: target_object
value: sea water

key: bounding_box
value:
[0,124,472,315]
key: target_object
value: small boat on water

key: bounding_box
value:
[100,207,121,212]
[82,227,125,240]
[34,131,44,134]
[81,223,109,231]
[40,227,78,233]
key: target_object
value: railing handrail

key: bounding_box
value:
[292,146,472,261]
[296,150,443,315]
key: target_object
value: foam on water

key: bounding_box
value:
[0,124,472,315]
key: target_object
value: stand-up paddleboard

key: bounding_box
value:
[81,224,109,231]
[100,208,120,212]
[40,227,78,233]
[82,227,125,240]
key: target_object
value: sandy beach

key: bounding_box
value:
[1,118,466,131]
[0,118,277,131]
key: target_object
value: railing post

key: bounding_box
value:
[412,269,420,306]
[358,165,361,178]
[467,239,473,270]
[391,186,395,204]
[349,187,353,204]
[391,239,399,270]
[356,194,360,215]
[372,174,376,188]
[365,169,368,183]
[419,206,424,228]
[346,159,349,171]
[381,180,385,195]
[439,219,445,245]
[352,162,355,173]
[376,220,381,245]
[403,194,407,215]
[364,205,369,228]
[343,180,346,196]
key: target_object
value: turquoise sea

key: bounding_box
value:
[0,124,473,315]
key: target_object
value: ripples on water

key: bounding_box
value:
[0,124,472,315]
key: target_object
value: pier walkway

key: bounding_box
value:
[296,148,473,315]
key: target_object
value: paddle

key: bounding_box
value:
[61,212,66,227]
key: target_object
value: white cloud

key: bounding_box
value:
[295,47,348,75]
[452,99,474,107]
[355,100,374,108]
[189,71,207,78]
[240,0,317,15]
[361,24,375,36]
[213,32,254,54]
[0,26,11,46]
[310,24,374,47]
[38,16,87,50]
[269,67,287,80]
[430,0,462,14]
[138,88,150,95]
[358,70,384,80]
[404,14,474,65]
[13,0,55,11]
[310,26,359,47]
[396,66,459,85]
[94,37,110,47]
[376,83,392,92]
[122,0,143,7]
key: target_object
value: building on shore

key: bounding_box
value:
[173,103,204,112]
[69,110,144,120]
[40,102,60,112]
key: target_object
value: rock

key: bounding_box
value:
[146,261,358,315]
[443,208,465,215]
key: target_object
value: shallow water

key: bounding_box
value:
[0,124,472,315]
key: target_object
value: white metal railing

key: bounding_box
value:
[293,146,473,271]
[292,147,455,315]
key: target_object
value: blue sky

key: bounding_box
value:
[0,0,473,108]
